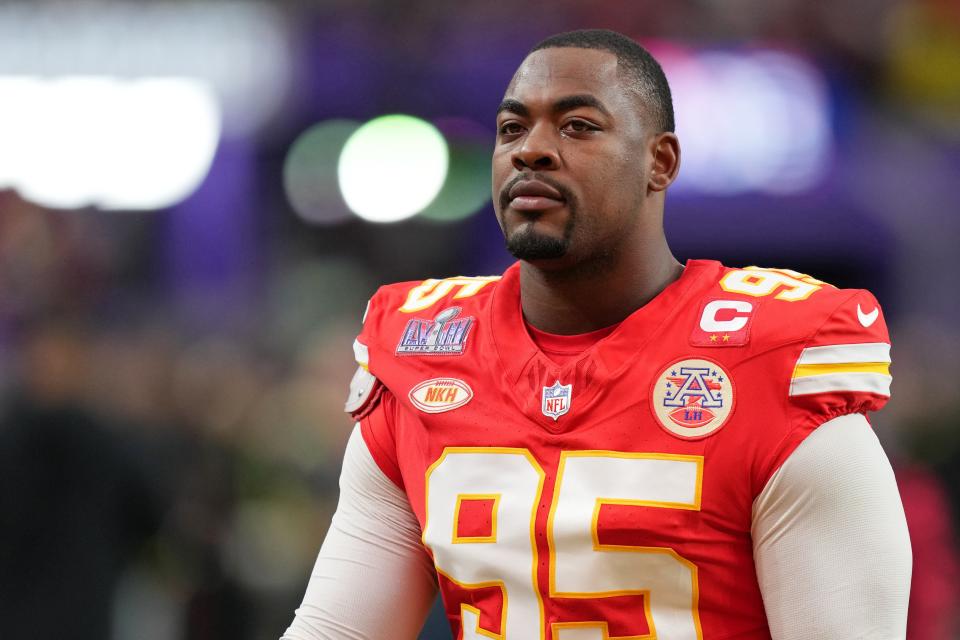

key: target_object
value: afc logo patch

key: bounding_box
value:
[651,358,735,440]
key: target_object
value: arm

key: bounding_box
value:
[282,426,438,640]
[752,413,912,639]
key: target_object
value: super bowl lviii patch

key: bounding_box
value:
[651,358,734,439]
[396,306,473,356]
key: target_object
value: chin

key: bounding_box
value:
[505,225,569,261]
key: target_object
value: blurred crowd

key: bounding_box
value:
[0,0,958,639]
[0,192,365,638]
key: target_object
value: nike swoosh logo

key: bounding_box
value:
[857,304,879,327]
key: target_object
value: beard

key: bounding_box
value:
[505,221,572,260]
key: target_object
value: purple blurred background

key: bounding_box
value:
[0,1,958,638]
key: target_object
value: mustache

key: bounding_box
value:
[498,173,574,212]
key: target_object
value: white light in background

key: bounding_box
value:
[0,76,221,210]
[654,46,831,195]
[0,2,291,137]
[338,115,449,223]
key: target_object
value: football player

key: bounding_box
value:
[283,29,911,639]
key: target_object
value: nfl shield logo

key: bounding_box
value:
[541,380,572,421]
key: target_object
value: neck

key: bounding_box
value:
[519,232,682,335]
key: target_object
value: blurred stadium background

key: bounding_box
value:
[0,1,957,638]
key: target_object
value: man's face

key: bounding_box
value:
[493,47,650,267]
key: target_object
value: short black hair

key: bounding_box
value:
[529,29,675,133]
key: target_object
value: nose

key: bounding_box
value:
[511,124,560,171]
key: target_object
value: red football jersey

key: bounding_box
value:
[350,260,892,639]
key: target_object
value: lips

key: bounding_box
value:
[508,179,566,211]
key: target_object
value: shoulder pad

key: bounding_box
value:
[344,364,384,420]
[344,337,383,420]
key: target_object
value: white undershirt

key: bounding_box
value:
[281,413,912,639]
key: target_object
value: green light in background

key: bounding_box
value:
[283,119,359,226]
[418,117,492,223]
[338,114,448,223]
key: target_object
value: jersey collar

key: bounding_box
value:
[486,260,720,427]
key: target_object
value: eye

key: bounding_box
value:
[498,121,525,137]
[561,119,599,134]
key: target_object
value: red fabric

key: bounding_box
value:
[455,498,496,539]
[358,392,404,489]
[356,261,893,639]
[524,320,617,365]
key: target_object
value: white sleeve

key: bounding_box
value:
[281,425,438,640]
[752,413,912,639]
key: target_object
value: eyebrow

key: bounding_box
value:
[496,94,611,118]
[496,98,528,117]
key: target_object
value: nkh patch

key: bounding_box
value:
[409,378,473,413]
[541,380,572,421]
[651,358,734,440]
[396,306,473,356]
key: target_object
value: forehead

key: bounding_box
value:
[505,47,628,110]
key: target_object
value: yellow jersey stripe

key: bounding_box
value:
[793,362,890,378]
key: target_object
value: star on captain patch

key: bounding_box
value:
[541,380,572,421]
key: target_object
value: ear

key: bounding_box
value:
[648,132,681,192]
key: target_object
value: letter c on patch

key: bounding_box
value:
[700,300,753,332]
